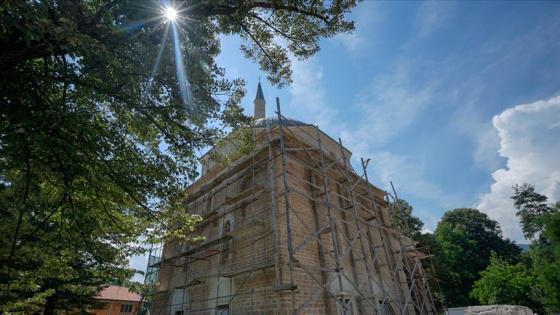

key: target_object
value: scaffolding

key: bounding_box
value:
[146,99,438,314]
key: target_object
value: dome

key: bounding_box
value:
[253,116,312,128]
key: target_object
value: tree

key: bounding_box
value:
[412,231,446,312]
[470,253,543,312]
[524,205,560,313]
[433,208,521,307]
[391,199,424,238]
[512,183,555,239]
[0,1,359,312]
[534,211,560,313]
[390,199,447,310]
[510,184,560,313]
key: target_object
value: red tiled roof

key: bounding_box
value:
[97,285,142,302]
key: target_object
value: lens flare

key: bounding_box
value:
[141,23,170,106]
[165,7,177,21]
[171,23,194,109]
[142,3,196,113]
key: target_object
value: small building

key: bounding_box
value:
[91,285,143,315]
[148,83,437,314]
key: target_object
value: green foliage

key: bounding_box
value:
[470,253,541,311]
[528,212,560,313]
[413,232,446,312]
[391,199,424,238]
[389,200,446,310]
[0,0,359,312]
[510,184,560,313]
[512,183,556,239]
[433,208,521,307]
[434,223,481,307]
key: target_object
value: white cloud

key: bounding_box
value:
[331,1,383,54]
[477,96,560,242]
[421,228,434,234]
[335,60,450,231]
[332,29,366,54]
[347,63,438,148]
[412,2,455,40]
[472,124,503,171]
[287,58,338,130]
[449,84,504,171]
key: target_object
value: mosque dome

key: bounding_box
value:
[253,116,311,128]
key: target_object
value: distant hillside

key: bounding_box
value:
[518,244,530,252]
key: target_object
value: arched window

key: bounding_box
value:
[221,220,231,260]
[331,273,358,315]
[210,277,233,315]
[170,289,185,315]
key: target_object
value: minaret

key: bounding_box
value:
[254,81,266,119]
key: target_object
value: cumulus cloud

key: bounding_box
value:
[447,79,504,172]
[472,124,503,171]
[477,96,560,242]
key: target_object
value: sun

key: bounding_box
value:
[164,7,178,21]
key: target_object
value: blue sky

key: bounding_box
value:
[217,1,560,243]
[131,1,560,280]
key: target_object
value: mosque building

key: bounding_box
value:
[148,83,437,315]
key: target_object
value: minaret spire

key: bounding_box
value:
[254,81,266,119]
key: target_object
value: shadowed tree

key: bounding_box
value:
[0,0,360,312]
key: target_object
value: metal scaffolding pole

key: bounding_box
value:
[148,99,438,315]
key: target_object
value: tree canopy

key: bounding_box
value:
[512,183,556,239]
[390,198,424,238]
[467,184,560,314]
[470,254,542,311]
[433,208,520,307]
[0,0,359,312]
[533,211,560,313]
[510,184,560,313]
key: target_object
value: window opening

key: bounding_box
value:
[337,298,355,315]
[217,304,229,315]
[206,193,213,214]
[120,304,133,313]
[221,220,231,260]
[379,301,389,315]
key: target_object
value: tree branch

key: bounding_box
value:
[248,13,299,42]
[238,23,278,74]
[16,191,68,251]
[92,0,119,25]
[189,2,331,23]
